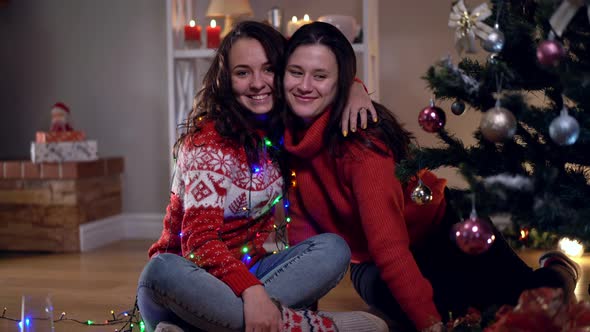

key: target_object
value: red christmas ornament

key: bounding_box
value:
[536,39,565,66]
[418,103,446,133]
[452,216,496,255]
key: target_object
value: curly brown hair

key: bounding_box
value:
[174,21,287,168]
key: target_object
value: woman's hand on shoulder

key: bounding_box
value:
[242,284,282,332]
[341,80,378,137]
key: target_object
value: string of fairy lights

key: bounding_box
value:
[0,301,143,331]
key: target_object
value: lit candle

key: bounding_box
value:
[184,19,202,47]
[206,19,221,48]
[287,16,299,37]
[302,14,311,25]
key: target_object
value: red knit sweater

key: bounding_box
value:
[149,121,284,296]
[284,108,448,330]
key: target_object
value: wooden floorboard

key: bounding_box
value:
[0,240,588,332]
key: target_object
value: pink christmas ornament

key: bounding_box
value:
[418,101,446,133]
[536,39,565,66]
[452,216,496,255]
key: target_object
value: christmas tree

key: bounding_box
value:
[397,0,590,249]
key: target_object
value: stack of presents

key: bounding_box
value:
[31,102,98,163]
[0,102,123,252]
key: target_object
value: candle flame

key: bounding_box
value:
[303,14,310,21]
[291,16,298,23]
[210,19,217,28]
[189,20,196,27]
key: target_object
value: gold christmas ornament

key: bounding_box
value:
[480,105,517,142]
[411,179,433,205]
[448,0,494,54]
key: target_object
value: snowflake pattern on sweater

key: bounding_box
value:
[149,122,283,295]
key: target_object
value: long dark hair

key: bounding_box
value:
[174,21,287,168]
[284,21,413,160]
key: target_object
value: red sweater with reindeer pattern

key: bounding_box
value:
[148,121,284,296]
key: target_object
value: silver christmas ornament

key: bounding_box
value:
[487,53,500,65]
[411,179,433,205]
[451,100,466,115]
[549,107,580,146]
[480,105,517,142]
[482,25,505,53]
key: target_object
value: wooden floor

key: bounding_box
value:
[1,240,589,332]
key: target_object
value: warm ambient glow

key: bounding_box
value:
[210,19,217,28]
[558,237,584,258]
[189,20,196,27]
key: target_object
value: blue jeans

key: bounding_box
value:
[137,233,351,332]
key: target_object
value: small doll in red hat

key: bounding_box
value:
[50,102,73,131]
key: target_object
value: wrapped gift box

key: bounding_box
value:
[36,130,86,143]
[31,140,98,163]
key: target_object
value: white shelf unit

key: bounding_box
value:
[166,0,379,165]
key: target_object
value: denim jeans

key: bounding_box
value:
[137,233,351,332]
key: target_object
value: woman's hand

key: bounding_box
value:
[341,80,378,137]
[242,284,282,332]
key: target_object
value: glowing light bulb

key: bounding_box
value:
[558,237,584,258]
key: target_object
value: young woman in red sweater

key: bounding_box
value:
[137,21,387,332]
[283,21,580,332]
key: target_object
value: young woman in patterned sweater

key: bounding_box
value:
[283,22,580,332]
[137,21,387,332]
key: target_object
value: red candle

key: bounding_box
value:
[206,19,221,49]
[184,20,201,42]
